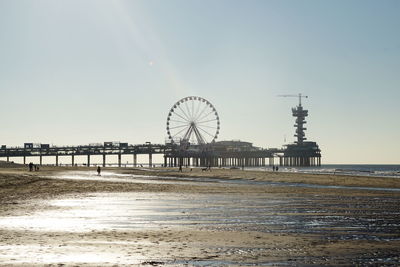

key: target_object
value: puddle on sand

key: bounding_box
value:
[52,171,217,187]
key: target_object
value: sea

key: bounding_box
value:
[261,164,400,178]
[104,164,400,178]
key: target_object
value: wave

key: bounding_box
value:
[247,165,400,178]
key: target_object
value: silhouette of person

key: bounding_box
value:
[29,162,33,172]
[97,166,101,176]
[179,164,182,172]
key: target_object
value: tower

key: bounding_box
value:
[278,93,321,167]
[292,102,308,145]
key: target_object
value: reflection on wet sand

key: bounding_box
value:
[54,171,400,191]
[0,170,399,266]
[1,190,399,240]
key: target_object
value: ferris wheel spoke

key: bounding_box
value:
[193,104,210,122]
[169,124,189,130]
[172,125,191,138]
[193,100,202,121]
[169,119,188,124]
[196,126,216,138]
[191,100,194,121]
[196,118,218,124]
[196,110,215,123]
[173,110,190,122]
[195,124,217,129]
[184,101,192,121]
[177,105,191,121]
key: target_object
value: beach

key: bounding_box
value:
[0,165,399,266]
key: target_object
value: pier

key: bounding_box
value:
[0,95,321,168]
[0,140,320,168]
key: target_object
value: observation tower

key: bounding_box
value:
[292,94,308,145]
[279,94,321,167]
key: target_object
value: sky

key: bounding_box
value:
[0,0,399,164]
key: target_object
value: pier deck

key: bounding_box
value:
[0,141,320,167]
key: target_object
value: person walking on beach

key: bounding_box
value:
[97,166,101,176]
[28,162,33,172]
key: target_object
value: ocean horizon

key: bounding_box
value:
[263,164,400,179]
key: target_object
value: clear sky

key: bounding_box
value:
[0,0,399,164]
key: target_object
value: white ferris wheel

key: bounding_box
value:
[166,96,220,146]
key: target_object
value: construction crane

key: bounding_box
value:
[277,93,308,106]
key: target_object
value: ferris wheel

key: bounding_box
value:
[166,96,220,145]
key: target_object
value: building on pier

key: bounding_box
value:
[280,142,321,167]
[163,140,280,168]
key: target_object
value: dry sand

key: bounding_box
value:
[0,165,399,266]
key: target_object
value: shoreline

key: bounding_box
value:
[118,166,400,189]
[2,166,400,199]
[2,162,400,187]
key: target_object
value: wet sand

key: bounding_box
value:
[0,166,400,266]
